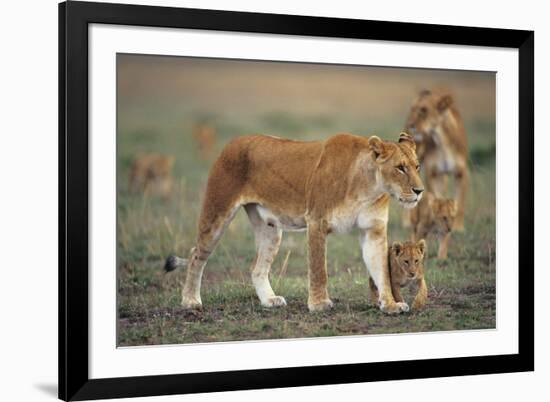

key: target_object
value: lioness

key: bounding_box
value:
[369,240,428,311]
[193,124,217,161]
[410,191,457,260]
[128,153,175,197]
[165,132,424,313]
[404,89,469,230]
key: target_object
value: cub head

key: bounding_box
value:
[431,197,457,235]
[368,132,424,209]
[404,89,454,160]
[390,240,426,280]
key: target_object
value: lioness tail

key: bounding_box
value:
[164,255,188,273]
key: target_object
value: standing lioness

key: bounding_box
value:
[166,132,424,313]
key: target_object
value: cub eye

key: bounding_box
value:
[420,107,428,115]
[414,259,419,264]
[396,165,406,173]
[403,260,409,265]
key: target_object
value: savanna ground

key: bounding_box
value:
[117,56,496,346]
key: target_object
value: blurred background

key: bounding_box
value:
[117,54,495,346]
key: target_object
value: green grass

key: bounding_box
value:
[117,111,495,346]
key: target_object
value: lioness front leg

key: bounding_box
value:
[454,166,469,231]
[306,220,333,312]
[368,277,379,305]
[360,224,408,314]
[412,278,428,310]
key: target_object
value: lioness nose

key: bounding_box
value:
[412,187,424,196]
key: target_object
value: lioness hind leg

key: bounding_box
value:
[181,201,240,309]
[245,205,286,308]
[437,233,451,260]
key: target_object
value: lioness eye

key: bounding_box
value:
[420,107,427,114]
[396,165,406,173]
[404,260,409,265]
[416,165,420,172]
[414,259,419,264]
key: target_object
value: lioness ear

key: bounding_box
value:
[417,239,426,255]
[437,94,453,111]
[391,241,403,256]
[398,132,416,151]
[368,136,394,163]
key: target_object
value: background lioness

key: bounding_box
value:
[166,132,424,314]
[405,89,469,231]
[128,153,175,197]
[192,123,217,161]
[369,240,428,311]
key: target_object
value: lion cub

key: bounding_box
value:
[128,153,175,197]
[369,240,428,311]
[410,191,457,260]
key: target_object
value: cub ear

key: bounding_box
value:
[419,89,431,97]
[416,239,426,255]
[368,136,395,163]
[398,132,416,151]
[437,94,453,111]
[391,241,403,256]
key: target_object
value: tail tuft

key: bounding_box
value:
[164,255,188,273]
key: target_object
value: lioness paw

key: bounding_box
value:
[261,296,287,308]
[181,296,202,310]
[308,299,334,312]
[379,301,408,314]
[396,302,410,312]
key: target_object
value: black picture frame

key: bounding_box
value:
[59,1,534,400]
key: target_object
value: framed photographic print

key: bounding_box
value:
[59,1,534,400]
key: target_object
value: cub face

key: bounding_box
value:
[368,133,424,209]
[431,198,457,236]
[390,239,426,281]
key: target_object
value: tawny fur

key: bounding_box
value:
[403,89,469,231]
[369,240,428,310]
[410,191,457,260]
[167,132,424,314]
[193,124,217,161]
[128,153,175,197]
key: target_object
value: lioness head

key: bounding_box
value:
[368,132,424,209]
[404,90,454,160]
[431,197,457,235]
[390,240,426,280]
